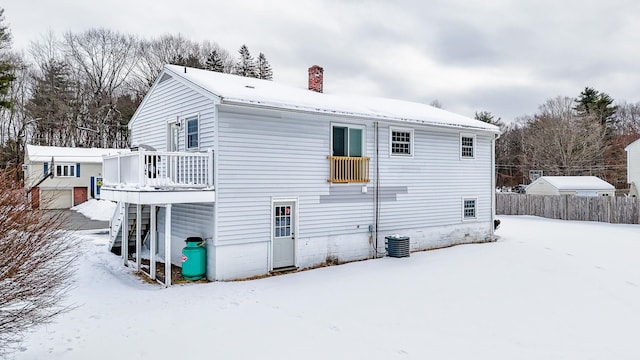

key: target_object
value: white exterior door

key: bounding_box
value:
[273,201,295,269]
[167,122,179,151]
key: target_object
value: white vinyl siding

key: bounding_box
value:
[216,106,374,246]
[216,105,493,246]
[129,75,215,152]
[378,127,492,230]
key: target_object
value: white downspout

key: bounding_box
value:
[491,132,500,238]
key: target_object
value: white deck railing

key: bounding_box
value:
[103,149,214,189]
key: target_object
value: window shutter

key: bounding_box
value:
[44,162,48,174]
[76,163,81,177]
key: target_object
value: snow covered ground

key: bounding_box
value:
[12,215,640,360]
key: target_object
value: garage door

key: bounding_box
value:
[40,189,73,209]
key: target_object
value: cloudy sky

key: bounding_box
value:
[4,0,640,121]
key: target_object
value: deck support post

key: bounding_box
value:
[164,204,172,287]
[122,203,128,266]
[150,205,157,281]
[135,204,141,270]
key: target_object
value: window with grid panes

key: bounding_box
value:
[391,129,412,155]
[463,199,476,219]
[461,136,474,158]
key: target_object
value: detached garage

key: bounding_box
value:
[525,176,615,197]
[24,145,126,209]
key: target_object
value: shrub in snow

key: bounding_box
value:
[0,168,78,357]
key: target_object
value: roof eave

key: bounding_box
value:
[220,98,500,134]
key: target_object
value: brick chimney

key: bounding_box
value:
[308,65,324,93]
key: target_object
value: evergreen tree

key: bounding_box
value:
[169,54,186,66]
[574,87,618,128]
[0,8,15,109]
[204,50,225,72]
[184,53,203,69]
[233,44,257,78]
[170,53,203,69]
[474,110,504,129]
[256,52,273,80]
[26,60,75,146]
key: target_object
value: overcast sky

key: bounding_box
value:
[4,0,640,121]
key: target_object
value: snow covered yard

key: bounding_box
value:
[12,215,640,360]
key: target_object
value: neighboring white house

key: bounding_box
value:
[24,144,125,209]
[525,176,615,197]
[625,138,640,197]
[100,64,500,285]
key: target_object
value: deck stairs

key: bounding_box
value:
[109,202,152,255]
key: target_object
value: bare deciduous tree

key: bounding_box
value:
[0,168,78,356]
[522,96,607,177]
[63,28,137,147]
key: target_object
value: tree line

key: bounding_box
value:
[0,8,273,167]
[476,88,640,189]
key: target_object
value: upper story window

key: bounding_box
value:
[328,124,369,183]
[461,134,475,159]
[463,198,477,220]
[186,116,199,149]
[332,125,364,157]
[56,164,76,177]
[390,127,413,156]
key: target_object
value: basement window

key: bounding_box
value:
[463,198,477,220]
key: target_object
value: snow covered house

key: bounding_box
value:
[525,176,615,197]
[24,144,124,209]
[625,138,640,197]
[101,64,500,285]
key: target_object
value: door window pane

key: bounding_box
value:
[349,128,362,157]
[274,205,292,238]
[333,127,347,156]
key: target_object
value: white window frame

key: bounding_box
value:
[462,197,478,221]
[330,122,366,157]
[389,126,414,157]
[184,113,200,151]
[55,163,76,178]
[460,133,476,159]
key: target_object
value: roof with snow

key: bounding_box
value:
[25,144,128,163]
[159,64,500,133]
[625,138,640,151]
[531,176,614,190]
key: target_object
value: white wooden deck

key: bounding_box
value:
[101,150,215,204]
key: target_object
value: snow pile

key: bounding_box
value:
[71,199,117,221]
[13,216,640,359]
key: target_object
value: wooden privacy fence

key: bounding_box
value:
[496,194,640,224]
